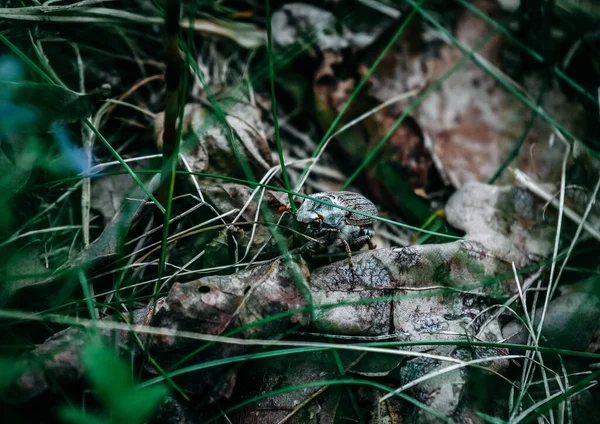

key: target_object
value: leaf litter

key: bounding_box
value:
[1,1,600,423]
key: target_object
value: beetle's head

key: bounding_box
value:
[309,213,324,233]
[295,202,326,235]
[301,213,325,237]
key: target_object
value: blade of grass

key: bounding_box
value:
[84,120,164,213]
[265,0,295,213]
[204,379,453,424]
[155,0,184,295]
[488,78,549,184]
[77,269,99,323]
[295,0,424,195]
[513,372,600,424]
[342,2,518,189]
[456,0,598,106]
[408,1,585,149]
[0,32,165,214]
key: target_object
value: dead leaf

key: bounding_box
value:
[90,166,153,224]
[154,101,273,179]
[419,2,585,186]
[145,258,310,394]
[309,242,513,338]
[445,182,555,267]
[502,276,600,352]
[399,351,468,423]
[5,327,91,404]
[272,3,392,54]
[69,173,161,271]
[229,351,342,424]
[371,393,405,424]
[361,0,587,187]
[0,242,51,306]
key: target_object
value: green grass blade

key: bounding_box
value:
[295,0,424,194]
[266,0,295,213]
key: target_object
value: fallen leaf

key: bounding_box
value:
[0,242,50,306]
[155,101,273,179]
[502,276,600,352]
[445,182,555,267]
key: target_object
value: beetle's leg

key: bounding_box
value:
[333,238,354,268]
[367,240,376,250]
[343,239,354,268]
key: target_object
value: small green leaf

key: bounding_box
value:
[80,342,169,424]
[112,385,170,424]
[82,344,132,402]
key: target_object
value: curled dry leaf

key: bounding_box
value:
[271,3,388,54]
[152,257,310,342]
[364,0,587,186]
[445,182,555,267]
[7,258,310,403]
[154,101,273,179]
[145,257,310,395]
[309,242,512,336]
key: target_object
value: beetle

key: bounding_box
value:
[292,191,378,267]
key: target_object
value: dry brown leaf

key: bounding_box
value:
[445,182,555,267]
[154,101,273,179]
